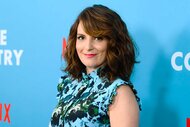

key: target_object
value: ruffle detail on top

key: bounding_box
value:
[108,80,142,111]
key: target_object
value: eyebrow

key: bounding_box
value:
[77,33,85,36]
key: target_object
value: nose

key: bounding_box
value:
[85,38,93,51]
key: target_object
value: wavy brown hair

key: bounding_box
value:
[64,4,138,81]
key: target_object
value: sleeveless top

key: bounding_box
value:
[49,68,141,127]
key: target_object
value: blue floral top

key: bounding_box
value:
[49,68,141,127]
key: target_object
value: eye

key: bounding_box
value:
[77,35,85,40]
[94,37,104,41]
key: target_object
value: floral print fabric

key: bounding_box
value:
[49,68,141,127]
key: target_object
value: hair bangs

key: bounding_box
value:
[79,10,111,38]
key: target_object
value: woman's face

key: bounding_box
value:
[76,22,108,74]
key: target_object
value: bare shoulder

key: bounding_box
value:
[115,85,135,99]
[108,85,139,127]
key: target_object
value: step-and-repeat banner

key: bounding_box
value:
[1,0,190,127]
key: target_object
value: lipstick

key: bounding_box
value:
[84,54,96,58]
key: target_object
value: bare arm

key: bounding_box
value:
[108,85,140,127]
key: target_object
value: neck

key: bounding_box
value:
[86,68,96,74]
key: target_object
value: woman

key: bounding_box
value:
[50,4,141,127]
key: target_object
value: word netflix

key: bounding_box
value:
[0,103,11,123]
[0,29,24,66]
[187,118,190,127]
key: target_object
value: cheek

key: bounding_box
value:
[97,45,107,54]
[102,51,107,60]
[76,42,81,53]
[100,45,107,60]
[97,47,107,61]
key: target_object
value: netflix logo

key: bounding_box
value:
[0,103,11,123]
[62,37,67,58]
[187,118,190,127]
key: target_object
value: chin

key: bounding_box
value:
[84,64,99,68]
[83,62,97,67]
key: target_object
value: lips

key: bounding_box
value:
[84,54,97,58]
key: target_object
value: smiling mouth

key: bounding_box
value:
[84,54,97,58]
